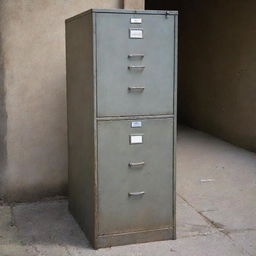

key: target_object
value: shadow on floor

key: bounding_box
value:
[13,200,91,249]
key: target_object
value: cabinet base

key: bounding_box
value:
[94,228,175,249]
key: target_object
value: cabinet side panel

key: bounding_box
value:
[66,14,95,243]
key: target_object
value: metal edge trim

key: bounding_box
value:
[172,14,178,240]
[90,9,178,15]
[96,115,174,121]
[92,12,98,245]
[66,9,178,23]
[95,227,174,248]
[98,227,173,238]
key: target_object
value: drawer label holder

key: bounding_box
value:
[129,28,143,39]
[129,134,144,144]
[130,18,142,24]
[131,121,142,128]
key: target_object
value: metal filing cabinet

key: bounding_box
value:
[65,9,178,249]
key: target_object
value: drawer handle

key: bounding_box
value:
[128,86,145,92]
[128,54,144,58]
[128,65,145,70]
[128,191,145,197]
[128,161,145,167]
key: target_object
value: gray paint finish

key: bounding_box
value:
[66,14,96,245]
[97,118,174,235]
[66,9,177,248]
[96,13,175,116]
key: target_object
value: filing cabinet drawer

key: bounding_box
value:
[96,13,176,117]
[97,118,174,235]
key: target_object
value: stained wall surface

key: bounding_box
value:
[146,0,256,152]
[0,0,122,202]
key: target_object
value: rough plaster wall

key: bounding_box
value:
[124,0,144,9]
[0,0,122,202]
[0,11,7,200]
[177,0,256,152]
[146,0,256,152]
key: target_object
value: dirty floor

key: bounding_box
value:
[0,126,255,256]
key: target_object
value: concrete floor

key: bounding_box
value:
[0,126,255,256]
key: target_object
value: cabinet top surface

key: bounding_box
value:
[66,9,178,23]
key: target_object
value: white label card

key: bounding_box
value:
[130,18,142,24]
[130,29,143,39]
[130,135,143,144]
[131,121,142,128]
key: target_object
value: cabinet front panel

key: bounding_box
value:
[97,118,174,235]
[96,13,175,117]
